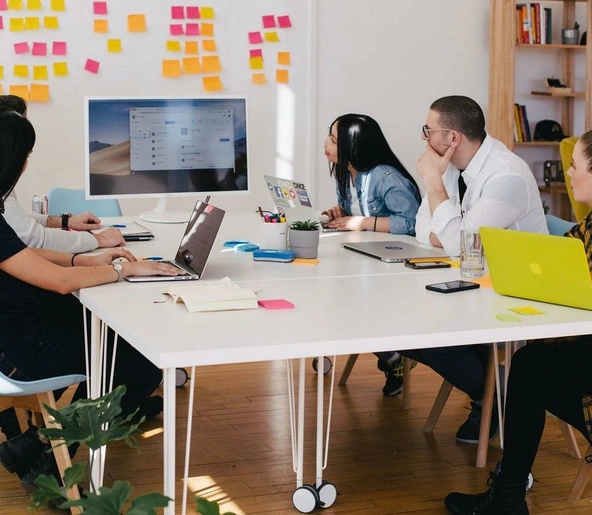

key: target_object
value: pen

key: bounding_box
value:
[142,256,163,261]
[111,224,127,228]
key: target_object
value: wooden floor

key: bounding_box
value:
[1,354,591,514]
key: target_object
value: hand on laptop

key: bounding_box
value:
[321,205,344,221]
[325,215,366,231]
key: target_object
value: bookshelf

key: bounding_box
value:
[488,0,592,219]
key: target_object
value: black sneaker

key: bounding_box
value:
[0,426,47,479]
[455,401,499,444]
[377,358,417,397]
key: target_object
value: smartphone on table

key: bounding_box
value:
[405,260,451,270]
[425,280,480,294]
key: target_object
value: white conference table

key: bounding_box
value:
[79,212,592,514]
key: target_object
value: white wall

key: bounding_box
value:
[11,0,491,217]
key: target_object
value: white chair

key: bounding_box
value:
[0,370,86,513]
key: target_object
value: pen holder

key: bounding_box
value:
[261,221,288,250]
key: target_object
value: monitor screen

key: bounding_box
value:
[85,96,249,202]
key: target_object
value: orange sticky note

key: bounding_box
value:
[128,14,146,32]
[182,57,201,74]
[162,59,182,78]
[94,19,108,33]
[8,0,23,9]
[200,6,214,19]
[14,64,29,77]
[9,85,29,100]
[10,18,25,31]
[264,31,280,42]
[33,65,48,80]
[50,0,65,11]
[44,16,59,29]
[27,0,42,9]
[53,61,68,76]
[202,55,221,73]
[29,83,49,102]
[252,73,266,85]
[249,56,263,69]
[202,39,216,52]
[0,85,3,95]
[277,51,290,65]
[276,69,289,83]
[107,39,122,52]
[203,76,222,92]
[166,40,181,52]
[201,22,213,36]
[185,41,198,54]
[25,16,40,30]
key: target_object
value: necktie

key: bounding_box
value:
[458,172,467,204]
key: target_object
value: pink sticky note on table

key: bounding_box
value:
[185,22,199,36]
[186,6,199,19]
[262,15,275,28]
[93,1,107,15]
[249,48,262,58]
[32,42,46,55]
[171,6,184,19]
[84,58,99,74]
[14,41,29,54]
[278,15,292,28]
[0,16,4,29]
[248,31,263,44]
[0,0,7,9]
[52,41,66,55]
[258,299,295,310]
[170,23,183,36]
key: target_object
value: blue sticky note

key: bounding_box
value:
[236,243,260,252]
[223,240,250,248]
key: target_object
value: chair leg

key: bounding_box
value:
[15,408,31,433]
[558,419,582,459]
[424,380,453,433]
[37,392,82,514]
[338,354,359,386]
[402,356,412,410]
[476,345,497,468]
[568,445,592,503]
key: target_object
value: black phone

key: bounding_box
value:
[404,260,451,270]
[425,280,480,294]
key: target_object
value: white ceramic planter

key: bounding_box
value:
[289,229,320,259]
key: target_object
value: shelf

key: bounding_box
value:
[517,43,586,49]
[531,90,585,98]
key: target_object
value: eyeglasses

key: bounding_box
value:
[422,124,452,139]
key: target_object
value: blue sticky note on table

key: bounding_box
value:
[223,240,250,248]
[236,243,259,252]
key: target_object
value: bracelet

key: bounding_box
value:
[71,253,80,267]
[373,216,378,232]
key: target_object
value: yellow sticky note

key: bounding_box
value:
[14,64,29,77]
[200,6,214,19]
[0,66,3,80]
[185,41,199,54]
[202,55,221,73]
[162,59,182,78]
[27,0,42,9]
[44,16,59,29]
[277,51,291,65]
[203,76,223,92]
[276,69,289,83]
[25,17,41,30]
[202,39,216,52]
[50,0,65,11]
[182,57,201,74]
[107,39,122,52]
[10,18,25,31]
[8,0,23,9]
[509,306,544,315]
[128,14,146,32]
[201,22,214,37]
[249,56,264,69]
[293,258,319,266]
[166,40,181,52]
[94,19,108,33]
[252,73,266,85]
[264,31,280,42]
[9,85,29,100]
[33,65,48,80]
[53,61,68,76]
[29,83,49,102]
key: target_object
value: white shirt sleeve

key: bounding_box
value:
[414,194,434,245]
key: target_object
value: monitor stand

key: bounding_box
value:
[139,198,190,224]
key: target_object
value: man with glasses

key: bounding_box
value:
[396,96,547,444]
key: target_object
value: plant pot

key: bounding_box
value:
[289,228,320,259]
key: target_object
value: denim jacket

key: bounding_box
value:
[336,165,420,235]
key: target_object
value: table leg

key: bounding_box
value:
[163,367,177,515]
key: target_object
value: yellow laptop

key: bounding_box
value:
[480,227,592,311]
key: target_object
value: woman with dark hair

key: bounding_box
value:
[322,114,420,234]
[445,130,592,515]
[0,110,185,493]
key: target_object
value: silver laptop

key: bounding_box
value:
[341,240,448,263]
[126,201,225,282]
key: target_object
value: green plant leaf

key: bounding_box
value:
[289,219,320,231]
[127,492,172,514]
[28,472,68,511]
[195,497,221,515]
[61,480,133,514]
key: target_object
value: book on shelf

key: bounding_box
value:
[513,103,532,142]
[516,3,552,45]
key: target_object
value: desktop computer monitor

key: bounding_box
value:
[85,96,248,223]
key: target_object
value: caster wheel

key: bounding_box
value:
[317,480,337,509]
[175,368,189,387]
[312,357,333,375]
[292,484,319,513]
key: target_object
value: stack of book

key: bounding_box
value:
[516,3,552,44]
[513,104,532,142]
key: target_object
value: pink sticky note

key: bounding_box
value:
[185,22,199,36]
[262,15,275,28]
[249,48,262,58]
[171,6,184,19]
[278,15,292,28]
[14,42,29,54]
[258,299,295,310]
[248,31,263,44]
[84,58,100,74]
[32,42,47,55]
[170,23,183,36]
[0,16,3,29]
[93,1,107,15]
[186,6,199,19]
[0,0,6,10]
[52,41,66,55]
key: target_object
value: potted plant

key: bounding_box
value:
[289,219,320,259]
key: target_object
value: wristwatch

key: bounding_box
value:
[61,212,71,230]
[111,262,124,282]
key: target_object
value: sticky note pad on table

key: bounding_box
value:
[258,299,295,310]
[509,306,544,315]
[293,258,319,265]
[236,243,259,252]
